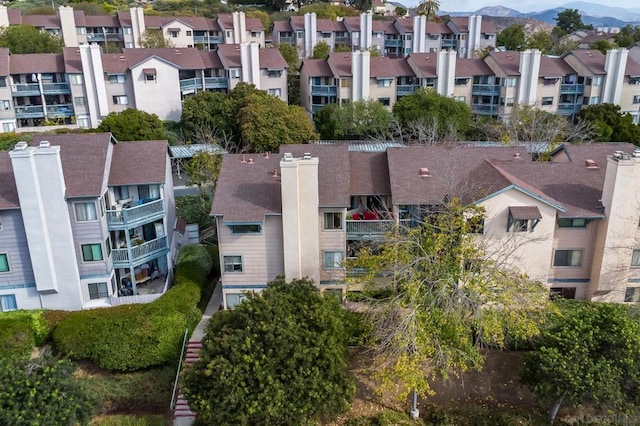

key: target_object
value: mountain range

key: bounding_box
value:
[443,2,640,27]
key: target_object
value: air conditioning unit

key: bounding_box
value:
[613,151,625,159]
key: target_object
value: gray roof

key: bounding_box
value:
[169,144,227,159]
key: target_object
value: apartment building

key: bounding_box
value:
[0,133,177,311]
[0,43,287,132]
[211,142,640,308]
[0,6,265,50]
[300,48,640,122]
[273,12,496,58]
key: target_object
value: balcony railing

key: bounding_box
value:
[311,85,337,96]
[179,78,203,92]
[46,104,74,118]
[14,105,45,118]
[442,39,457,48]
[335,36,350,43]
[385,38,402,47]
[346,220,396,237]
[204,77,228,89]
[111,236,169,267]
[472,104,498,115]
[397,85,419,96]
[279,36,296,44]
[557,103,582,114]
[472,84,501,96]
[560,84,584,94]
[11,83,40,96]
[193,35,224,44]
[42,82,71,94]
[106,199,165,230]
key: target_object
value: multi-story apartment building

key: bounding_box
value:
[273,13,496,58]
[0,6,265,50]
[0,43,287,131]
[211,142,640,308]
[0,133,177,311]
[300,48,640,122]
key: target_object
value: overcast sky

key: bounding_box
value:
[405,0,635,13]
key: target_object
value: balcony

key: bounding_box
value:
[179,78,203,92]
[111,236,169,268]
[472,104,498,115]
[347,219,396,238]
[106,199,165,230]
[472,84,501,96]
[397,85,419,96]
[557,104,582,115]
[335,36,350,44]
[442,39,457,49]
[560,84,584,94]
[14,105,45,118]
[311,85,337,96]
[87,32,123,42]
[204,77,228,89]
[46,104,74,118]
[278,36,296,44]
[42,82,71,95]
[193,35,224,44]
[11,83,40,97]
[385,38,402,47]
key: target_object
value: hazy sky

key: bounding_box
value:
[406,0,636,13]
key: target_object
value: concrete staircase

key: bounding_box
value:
[173,340,203,425]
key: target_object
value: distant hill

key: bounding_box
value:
[483,16,554,37]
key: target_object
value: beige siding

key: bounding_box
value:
[318,207,347,283]
[368,79,395,108]
[130,58,181,121]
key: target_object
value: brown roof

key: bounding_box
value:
[63,47,83,73]
[73,10,86,27]
[376,21,398,35]
[7,9,22,25]
[426,22,451,34]
[625,56,640,77]
[217,14,263,31]
[539,56,576,78]
[579,33,615,44]
[301,58,333,77]
[0,48,9,76]
[481,20,497,34]
[279,144,350,207]
[199,50,224,69]
[567,49,606,74]
[10,53,65,74]
[456,58,492,77]
[350,152,390,195]
[370,56,413,78]
[509,205,542,220]
[108,141,168,186]
[22,15,60,28]
[407,53,437,78]
[260,48,287,69]
[317,19,346,32]
[327,52,352,77]
[211,153,283,222]
[487,51,521,76]
[342,16,360,32]
[395,18,412,33]
[290,16,305,31]
[449,17,468,32]
[273,20,293,33]
[0,152,19,210]
[116,10,132,27]
[84,15,119,27]
[105,48,209,73]
[32,133,114,198]
[216,44,242,68]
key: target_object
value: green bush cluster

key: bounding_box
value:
[175,244,213,283]
[0,310,52,358]
[89,415,166,426]
[52,246,212,371]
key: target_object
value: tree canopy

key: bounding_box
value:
[183,277,356,425]
[577,103,640,143]
[497,25,526,51]
[312,40,331,59]
[520,300,640,422]
[97,109,168,141]
[0,25,63,54]
[554,9,592,35]
[139,29,174,48]
[314,100,392,140]
[526,31,554,54]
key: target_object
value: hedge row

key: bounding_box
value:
[52,245,212,371]
[0,310,55,359]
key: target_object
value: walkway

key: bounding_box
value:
[173,282,223,426]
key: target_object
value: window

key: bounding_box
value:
[113,96,128,105]
[137,184,159,200]
[323,212,343,230]
[634,95,640,104]
[507,77,516,87]
[251,31,260,37]
[226,293,247,308]
[77,27,86,35]
[88,282,108,300]
[169,31,179,38]
[74,202,97,221]
[229,224,261,234]
[109,74,126,84]
[70,74,83,85]
[377,79,392,87]
[405,34,412,41]
[226,30,233,38]
[81,243,103,262]
[455,96,466,102]
[511,219,529,232]
[0,294,17,311]
[553,249,583,267]
[223,255,243,272]
[186,30,192,36]
[0,77,5,87]
[323,251,344,269]
[632,249,640,267]
[231,69,240,78]
[2,122,14,132]
[268,70,282,78]
[378,97,390,106]
[550,287,576,299]
[341,79,350,87]
[77,117,89,128]
[297,31,304,38]
[625,287,640,302]
[0,100,10,111]
[0,253,9,272]
[592,76,602,86]
[542,97,553,106]
[590,96,599,105]
[74,96,86,107]
[455,78,468,86]
[105,237,111,258]
[123,27,132,35]
[558,218,587,228]
[268,88,281,98]
[125,42,134,48]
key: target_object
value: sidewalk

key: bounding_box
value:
[192,281,223,341]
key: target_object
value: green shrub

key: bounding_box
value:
[0,310,54,358]
[204,244,220,277]
[345,410,422,426]
[89,415,166,426]
[176,244,213,283]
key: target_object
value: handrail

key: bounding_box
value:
[170,328,190,410]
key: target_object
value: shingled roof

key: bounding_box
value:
[108,141,168,186]
[0,152,19,209]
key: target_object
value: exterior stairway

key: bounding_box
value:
[173,340,203,424]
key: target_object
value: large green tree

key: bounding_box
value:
[554,9,592,35]
[577,103,640,143]
[526,31,554,54]
[97,109,168,141]
[0,353,96,426]
[417,0,439,21]
[314,100,392,140]
[312,40,330,59]
[614,25,640,48]
[0,25,63,54]
[348,201,553,411]
[392,88,472,142]
[183,277,356,425]
[139,29,174,48]
[520,300,640,422]
[497,24,526,51]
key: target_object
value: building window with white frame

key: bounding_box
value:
[542,97,553,106]
[123,27,132,35]
[455,96,466,102]
[74,96,86,107]
[0,100,10,110]
[77,27,86,35]
[74,202,97,221]
[268,88,282,98]
[231,69,240,78]
[632,249,640,267]
[2,122,15,132]
[77,117,90,128]
[113,95,128,105]
[0,253,9,272]
[634,95,640,104]
[223,255,243,272]
[70,74,83,85]
[507,77,517,87]
[590,96,599,105]
[88,282,109,300]
[0,294,17,311]
[226,293,247,308]
[323,212,343,230]
[109,74,126,84]
[81,243,103,262]
[377,79,392,87]
[553,249,583,267]
[323,251,344,269]
[625,286,640,302]
[592,76,602,86]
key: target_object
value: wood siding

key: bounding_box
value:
[0,209,35,286]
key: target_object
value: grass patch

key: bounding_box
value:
[89,415,167,426]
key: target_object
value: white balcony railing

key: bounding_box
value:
[106,199,164,229]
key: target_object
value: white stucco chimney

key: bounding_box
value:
[412,15,427,54]
[603,48,629,105]
[360,12,373,50]
[240,42,261,89]
[436,49,456,97]
[233,11,247,44]
[304,13,317,58]
[0,6,9,28]
[79,44,110,128]
[517,49,541,106]
[467,15,482,59]
[351,50,370,101]
[130,7,146,48]
[58,6,79,47]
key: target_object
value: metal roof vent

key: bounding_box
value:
[303,152,311,160]
[283,152,293,162]
[419,167,431,177]
[264,151,270,159]
[513,152,521,159]
[39,140,50,148]
[613,150,625,159]
[247,158,255,165]
[241,155,247,163]
[272,168,279,178]
[14,141,28,151]
[633,150,640,158]
[585,159,599,169]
